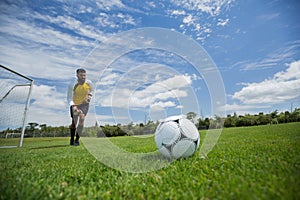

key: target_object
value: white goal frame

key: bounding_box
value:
[0,65,34,147]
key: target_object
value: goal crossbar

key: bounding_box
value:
[1,65,33,82]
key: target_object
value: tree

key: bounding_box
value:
[197,118,209,129]
[39,124,47,137]
[27,122,39,137]
[39,124,47,132]
[294,108,300,122]
[214,115,224,129]
[270,110,278,120]
[284,111,290,123]
[257,112,268,125]
[224,114,233,127]
[290,108,300,122]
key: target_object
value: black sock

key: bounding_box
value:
[75,125,83,141]
[70,128,76,142]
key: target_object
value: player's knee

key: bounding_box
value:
[79,114,85,121]
[70,123,76,129]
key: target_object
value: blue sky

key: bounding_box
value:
[0,0,300,127]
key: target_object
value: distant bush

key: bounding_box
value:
[97,125,127,137]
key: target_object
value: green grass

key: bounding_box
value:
[1,123,299,199]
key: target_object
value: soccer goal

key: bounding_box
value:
[0,65,34,148]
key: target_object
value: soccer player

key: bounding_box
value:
[67,68,94,146]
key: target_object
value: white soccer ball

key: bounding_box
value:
[154,115,200,159]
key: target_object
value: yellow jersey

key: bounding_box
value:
[67,79,94,106]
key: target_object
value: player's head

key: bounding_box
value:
[76,68,86,84]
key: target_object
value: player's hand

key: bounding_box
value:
[84,95,92,104]
[72,106,82,115]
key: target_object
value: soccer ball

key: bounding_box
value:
[154,115,200,159]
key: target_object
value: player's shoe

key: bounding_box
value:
[74,140,80,146]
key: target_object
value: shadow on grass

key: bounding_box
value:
[30,144,70,150]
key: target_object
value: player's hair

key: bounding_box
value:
[76,68,86,74]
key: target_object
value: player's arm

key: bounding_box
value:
[67,81,76,106]
[88,80,94,97]
[85,80,94,103]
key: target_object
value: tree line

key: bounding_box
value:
[0,121,158,138]
[196,108,300,129]
[1,108,299,138]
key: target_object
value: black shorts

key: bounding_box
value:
[70,103,89,118]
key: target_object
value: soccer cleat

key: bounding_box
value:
[74,140,80,146]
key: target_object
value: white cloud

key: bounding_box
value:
[26,84,68,125]
[32,13,107,41]
[78,5,93,14]
[274,61,300,81]
[151,74,192,91]
[97,74,193,110]
[235,40,300,71]
[223,103,271,113]
[150,101,176,109]
[0,2,107,81]
[183,14,194,26]
[95,12,137,28]
[170,0,235,16]
[155,89,187,100]
[217,18,229,26]
[171,10,186,15]
[1,17,87,47]
[232,60,300,104]
[145,1,156,8]
[95,0,126,11]
[258,13,280,21]
[31,85,66,110]
[98,71,121,86]
[96,12,117,28]
[168,0,234,41]
[116,13,136,25]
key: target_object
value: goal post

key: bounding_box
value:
[0,65,34,148]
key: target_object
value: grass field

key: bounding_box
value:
[1,123,299,199]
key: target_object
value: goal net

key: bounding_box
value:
[0,65,33,148]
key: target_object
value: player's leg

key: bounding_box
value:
[69,106,76,145]
[70,106,79,145]
[74,104,89,145]
[74,113,85,145]
[70,119,76,145]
